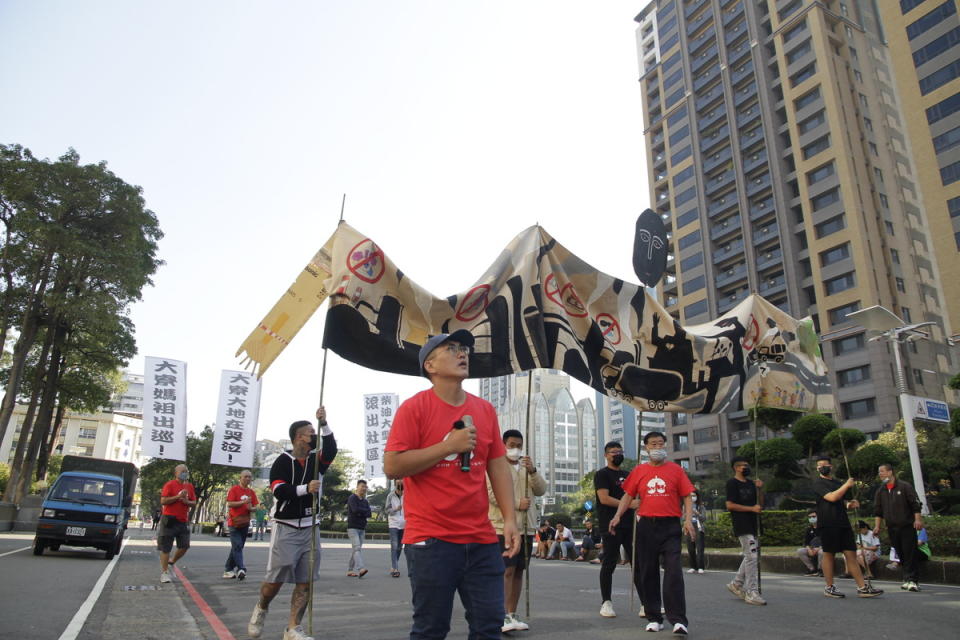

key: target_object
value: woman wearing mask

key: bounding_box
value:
[686,489,707,574]
[386,480,405,577]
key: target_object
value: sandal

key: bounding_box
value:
[358,568,368,578]
[347,571,358,577]
[391,570,401,578]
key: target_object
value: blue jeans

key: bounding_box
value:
[347,528,366,571]
[225,525,249,572]
[405,538,504,639]
[390,527,405,571]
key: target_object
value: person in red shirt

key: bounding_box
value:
[223,469,259,581]
[384,330,519,640]
[610,432,696,636]
[158,464,197,584]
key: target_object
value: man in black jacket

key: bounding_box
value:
[873,463,924,592]
[248,407,337,640]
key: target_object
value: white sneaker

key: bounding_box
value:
[686,568,695,573]
[697,569,705,574]
[160,570,171,583]
[600,600,616,617]
[283,626,314,640]
[509,613,529,631]
[501,615,519,632]
[672,622,689,636]
[645,621,663,632]
[222,570,236,579]
[248,603,267,638]
[744,590,767,605]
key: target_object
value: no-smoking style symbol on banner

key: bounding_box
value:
[544,274,588,318]
[596,313,621,345]
[456,285,491,322]
[348,238,385,284]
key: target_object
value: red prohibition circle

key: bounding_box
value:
[596,313,621,345]
[742,314,761,351]
[347,238,385,284]
[559,283,588,318]
[544,274,563,306]
[456,285,491,322]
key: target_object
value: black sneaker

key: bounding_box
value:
[237,568,246,581]
[803,570,819,577]
[857,585,883,598]
[824,585,845,598]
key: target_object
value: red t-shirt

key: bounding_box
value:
[622,461,695,518]
[227,485,259,527]
[161,479,196,522]
[385,389,505,544]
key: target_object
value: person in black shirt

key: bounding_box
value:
[576,520,603,562]
[593,441,641,618]
[796,511,823,576]
[811,456,882,599]
[725,457,765,605]
[535,521,555,559]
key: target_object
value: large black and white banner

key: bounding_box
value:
[240,222,833,415]
[142,357,188,461]
[210,370,262,468]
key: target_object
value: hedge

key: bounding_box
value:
[703,511,960,557]
[323,520,390,534]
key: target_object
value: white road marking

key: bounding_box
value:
[57,537,128,640]
[0,545,31,558]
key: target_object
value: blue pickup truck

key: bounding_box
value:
[33,456,139,559]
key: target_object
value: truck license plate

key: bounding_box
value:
[66,526,86,537]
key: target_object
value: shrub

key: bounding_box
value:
[923,515,960,557]
[704,510,810,547]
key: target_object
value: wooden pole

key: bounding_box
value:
[307,335,330,634]
[523,370,534,618]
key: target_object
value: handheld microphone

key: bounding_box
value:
[453,415,474,472]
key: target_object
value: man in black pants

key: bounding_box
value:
[873,462,924,592]
[594,441,641,618]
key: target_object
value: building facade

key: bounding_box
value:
[635,0,956,475]
[110,372,144,415]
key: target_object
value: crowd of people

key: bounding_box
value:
[151,330,932,640]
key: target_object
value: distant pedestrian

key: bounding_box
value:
[223,469,258,581]
[594,440,640,619]
[215,514,226,537]
[383,329,519,639]
[157,464,196,584]
[386,480,405,577]
[346,480,372,578]
[487,428,546,632]
[576,520,602,562]
[686,489,706,574]
[796,511,823,576]
[610,431,696,636]
[725,457,766,605]
[152,507,161,531]
[254,504,268,541]
[247,407,337,640]
[873,462,924,592]
[812,457,882,599]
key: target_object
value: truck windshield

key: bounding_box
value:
[51,477,122,506]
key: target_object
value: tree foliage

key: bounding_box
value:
[747,407,796,433]
[821,428,867,458]
[791,414,837,455]
[847,443,898,479]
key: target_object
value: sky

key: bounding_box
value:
[0,1,651,472]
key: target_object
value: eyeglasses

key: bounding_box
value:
[443,344,471,355]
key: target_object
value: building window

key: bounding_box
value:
[786,40,812,65]
[833,332,865,356]
[948,197,960,218]
[674,413,689,426]
[679,229,701,250]
[913,368,924,385]
[919,59,960,96]
[891,248,900,263]
[78,428,97,440]
[885,220,895,235]
[896,277,906,292]
[807,161,835,185]
[820,242,850,266]
[926,91,960,125]
[677,208,699,227]
[824,272,856,295]
[790,63,817,87]
[913,26,960,67]
[794,86,821,111]
[879,193,890,208]
[811,188,840,211]
[841,397,876,420]
[907,1,958,41]
[683,275,706,295]
[900,0,927,13]
[783,19,808,43]
[940,160,960,185]
[837,365,871,387]
[815,214,846,238]
[695,454,721,471]
[828,301,860,326]
[902,307,912,322]
[684,298,708,320]
[680,252,704,271]
[802,134,831,159]
[673,433,689,452]
[693,426,719,444]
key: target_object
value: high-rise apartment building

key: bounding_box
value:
[634,0,955,473]
[877,0,960,334]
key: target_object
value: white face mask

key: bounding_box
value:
[506,448,522,462]
[691,495,697,502]
[648,448,668,462]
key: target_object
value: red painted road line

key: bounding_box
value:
[173,565,237,640]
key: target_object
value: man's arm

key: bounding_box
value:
[488,456,520,557]
[608,490,636,533]
[383,425,473,478]
[821,477,854,502]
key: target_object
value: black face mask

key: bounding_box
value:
[611,453,625,467]
[819,466,832,476]
[308,434,318,451]
[741,466,752,477]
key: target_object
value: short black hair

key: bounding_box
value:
[643,431,666,444]
[731,456,750,468]
[878,462,894,472]
[816,456,832,464]
[502,429,524,443]
[289,420,312,442]
[356,479,367,487]
[604,441,623,452]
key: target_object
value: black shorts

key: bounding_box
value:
[499,534,532,570]
[819,527,856,554]
[157,516,191,553]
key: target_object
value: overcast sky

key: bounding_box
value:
[0,1,651,475]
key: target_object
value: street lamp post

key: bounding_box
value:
[846,306,934,515]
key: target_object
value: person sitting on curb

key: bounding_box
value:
[797,511,823,577]
[547,522,575,560]
[576,520,603,563]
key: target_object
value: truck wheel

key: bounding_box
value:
[50,543,60,551]
[33,537,45,556]
[105,536,122,560]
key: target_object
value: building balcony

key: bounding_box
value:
[722,1,745,26]
[759,275,787,297]
[718,288,750,313]
[690,26,717,56]
[736,107,760,130]
[700,124,730,153]
[695,85,724,111]
[749,197,774,221]
[755,247,783,271]
[702,145,733,174]
[686,8,715,37]
[734,81,758,107]
[697,106,726,131]
[710,217,741,241]
[691,44,720,74]
[745,171,772,197]
[704,170,736,197]
[727,37,751,67]
[724,19,746,45]
[752,221,779,244]
[707,195,738,218]
[731,60,755,86]
[712,239,745,263]
[741,148,768,174]
[694,66,721,93]
[715,262,748,288]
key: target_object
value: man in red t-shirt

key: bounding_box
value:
[384,330,519,640]
[158,464,197,584]
[610,432,695,636]
[223,469,259,581]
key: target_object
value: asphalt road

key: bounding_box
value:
[1,527,958,640]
